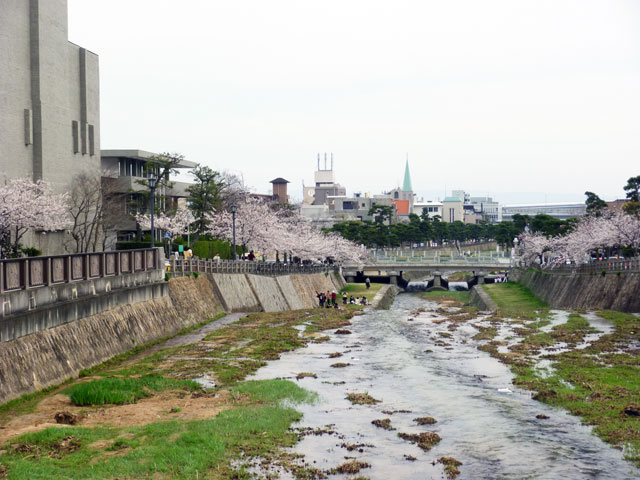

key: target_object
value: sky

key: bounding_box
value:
[67,0,640,204]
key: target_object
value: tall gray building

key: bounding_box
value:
[0,0,100,254]
[0,0,100,186]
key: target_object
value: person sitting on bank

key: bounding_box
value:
[342,292,348,305]
[349,295,356,304]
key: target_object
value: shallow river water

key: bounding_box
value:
[250,294,637,480]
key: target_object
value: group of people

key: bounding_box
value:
[315,290,370,308]
[316,290,339,309]
[347,295,370,306]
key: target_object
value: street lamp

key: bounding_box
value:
[230,203,237,260]
[148,173,157,248]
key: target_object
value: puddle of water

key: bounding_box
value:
[193,375,216,389]
[247,295,636,480]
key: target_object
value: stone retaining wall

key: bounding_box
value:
[0,272,346,404]
[511,269,640,313]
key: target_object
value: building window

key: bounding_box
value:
[88,125,95,155]
[394,192,399,199]
[72,121,79,153]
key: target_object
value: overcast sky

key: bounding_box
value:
[68,0,640,204]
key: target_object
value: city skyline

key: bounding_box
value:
[68,0,640,203]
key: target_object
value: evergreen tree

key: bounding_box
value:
[186,165,225,234]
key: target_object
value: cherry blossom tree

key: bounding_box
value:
[136,206,196,245]
[516,212,640,267]
[206,197,367,263]
[0,177,69,258]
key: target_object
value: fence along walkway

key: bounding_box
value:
[539,257,640,274]
[0,248,161,293]
[169,259,336,277]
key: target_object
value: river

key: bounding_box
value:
[249,293,636,479]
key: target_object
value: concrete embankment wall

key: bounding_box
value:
[0,271,345,404]
[469,285,498,312]
[371,285,401,309]
[0,276,224,405]
[511,269,640,313]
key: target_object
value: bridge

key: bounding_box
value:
[343,256,512,289]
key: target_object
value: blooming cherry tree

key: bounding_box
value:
[136,207,196,244]
[0,177,69,257]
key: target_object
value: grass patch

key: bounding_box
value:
[340,283,383,303]
[0,380,312,480]
[64,376,200,406]
[481,307,640,467]
[78,312,227,378]
[422,290,470,306]
[483,283,548,319]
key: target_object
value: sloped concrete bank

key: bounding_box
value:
[371,285,401,309]
[511,269,640,313]
[469,285,498,312]
[0,271,344,405]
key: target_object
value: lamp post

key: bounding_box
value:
[148,174,157,248]
[230,203,237,260]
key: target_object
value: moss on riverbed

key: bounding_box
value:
[435,283,640,467]
[0,308,353,479]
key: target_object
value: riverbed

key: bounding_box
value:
[249,293,636,479]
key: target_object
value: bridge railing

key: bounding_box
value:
[0,248,162,293]
[168,259,336,277]
[538,257,640,274]
[365,255,512,265]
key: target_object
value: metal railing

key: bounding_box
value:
[365,254,512,265]
[0,248,162,293]
[168,259,336,277]
[538,257,640,274]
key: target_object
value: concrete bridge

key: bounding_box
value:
[343,260,512,290]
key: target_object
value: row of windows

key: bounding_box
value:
[119,158,159,179]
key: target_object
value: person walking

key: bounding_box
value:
[331,290,337,306]
[365,277,371,289]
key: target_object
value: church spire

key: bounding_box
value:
[402,155,412,192]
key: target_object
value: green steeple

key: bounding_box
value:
[402,157,413,192]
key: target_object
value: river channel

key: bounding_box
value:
[249,293,636,480]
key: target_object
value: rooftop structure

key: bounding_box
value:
[269,177,290,204]
[302,153,346,206]
[403,157,413,192]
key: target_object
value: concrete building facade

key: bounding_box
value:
[0,0,101,254]
[101,150,196,243]
[0,0,100,186]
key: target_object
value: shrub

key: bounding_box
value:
[65,376,199,406]
[116,241,151,251]
[21,247,41,257]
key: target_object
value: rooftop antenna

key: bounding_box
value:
[324,153,327,170]
[331,153,334,171]
[317,153,320,171]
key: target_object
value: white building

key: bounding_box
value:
[502,202,586,221]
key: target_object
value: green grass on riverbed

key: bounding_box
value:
[477,283,640,466]
[64,376,200,406]
[0,308,351,479]
[422,291,470,306]
[0,379,313,480]
[483,283,548,319]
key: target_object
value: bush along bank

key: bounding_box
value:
[425,284,640,468]
[0,307,354,479]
